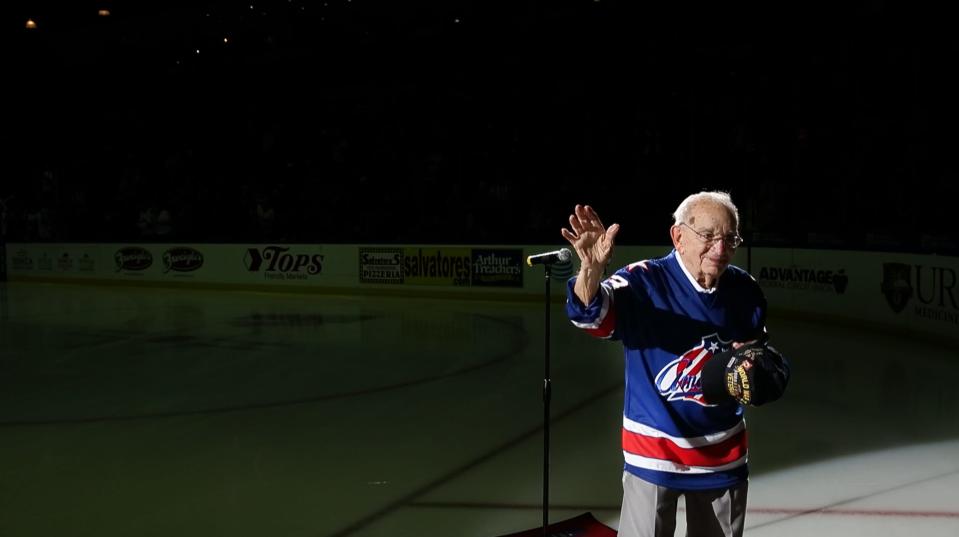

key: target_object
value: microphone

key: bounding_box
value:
[526,248,572,267]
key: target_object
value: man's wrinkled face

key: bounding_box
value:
[674,202,739,284]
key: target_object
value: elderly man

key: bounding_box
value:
[563,191,784,537]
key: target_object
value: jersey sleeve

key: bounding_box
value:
[747,273,769,342]
[565,261,650,341]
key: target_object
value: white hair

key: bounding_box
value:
[672,191,740,229]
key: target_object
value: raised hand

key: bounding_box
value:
[561,205,620,304]
[561,204,620,268]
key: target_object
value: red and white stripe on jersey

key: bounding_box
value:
[569,278,619,339]
[622,416,748,474]
[572,282,625,339]
[569,261,647,340]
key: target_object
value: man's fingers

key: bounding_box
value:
[605,223,620,244]
[568,214,584,234]
[573,204,583,219]
[571,204,611,239]
[584,205,605,230]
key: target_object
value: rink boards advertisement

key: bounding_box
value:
[357,247,524,288]
[4,243,530,293]
[5,243,345,287]
[750,248,959,343]
[6,243,957,343]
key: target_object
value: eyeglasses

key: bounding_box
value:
[681,223,744,249]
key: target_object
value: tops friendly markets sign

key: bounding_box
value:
[243,245,324,281]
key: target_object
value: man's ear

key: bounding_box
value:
[670,225,683,251]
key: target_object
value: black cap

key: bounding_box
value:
[701,343,790,406]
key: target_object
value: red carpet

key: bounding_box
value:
[495,512,617,536]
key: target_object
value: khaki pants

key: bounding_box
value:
[618,472,748,537]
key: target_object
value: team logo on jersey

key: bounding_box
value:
[655,333,731,406]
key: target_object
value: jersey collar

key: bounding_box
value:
[672,250,718,294]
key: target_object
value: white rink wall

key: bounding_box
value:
[5,242,958,344]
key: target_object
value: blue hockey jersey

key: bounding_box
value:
[566,250,767,490]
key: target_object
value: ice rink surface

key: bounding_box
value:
[1,282,956,536]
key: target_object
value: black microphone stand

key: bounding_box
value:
[0,196,7,284]
[540,263,552,536]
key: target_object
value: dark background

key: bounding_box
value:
[4,0,956,253]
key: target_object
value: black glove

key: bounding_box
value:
[702,342,790,406]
